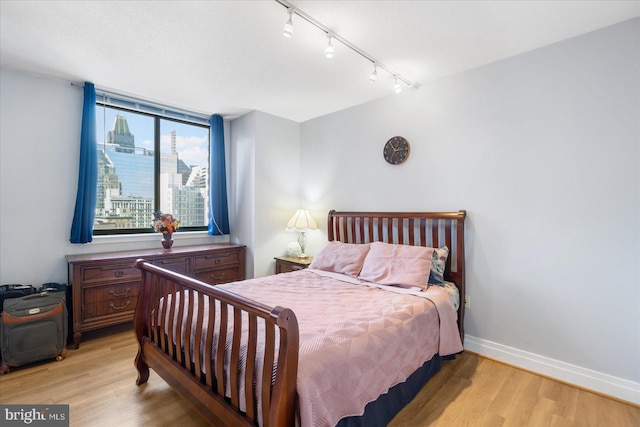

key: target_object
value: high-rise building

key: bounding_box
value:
[94,114,207,231]
[107,115,135,153]
[96,150,120,212]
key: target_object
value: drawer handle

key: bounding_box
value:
[215,258,222,265]
[210,272,225,280]
[109,301,131,311]
[109,288,130,297]
[114,270,124,278]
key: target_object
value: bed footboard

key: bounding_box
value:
[134,260,299,427]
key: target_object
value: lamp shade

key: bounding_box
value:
[286,209,318,231]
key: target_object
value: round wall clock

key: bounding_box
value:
[383,136,410,165]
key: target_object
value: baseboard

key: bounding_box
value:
[464,335,640,405]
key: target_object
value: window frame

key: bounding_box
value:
[93,101,210,236]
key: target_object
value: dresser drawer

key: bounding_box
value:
[274,256,312,274]
[83,281,140,304]
[276,263,305,274]
[194,251,241,270]
[84,297,138,321]
[154,256,190,275]
[81,263,139,284]
[194,266,241,285]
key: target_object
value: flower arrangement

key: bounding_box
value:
[152,212,180,234]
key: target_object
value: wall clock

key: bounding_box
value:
[383,136,410,165]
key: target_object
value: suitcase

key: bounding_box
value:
[1,291,68,374]
[0,284,36,361]
[39,283,73,344]
[0,284,36,311]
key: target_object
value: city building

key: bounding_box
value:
[94,115,207,230]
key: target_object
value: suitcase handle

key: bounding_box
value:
[22,291,51,300]
[109,288,130,297]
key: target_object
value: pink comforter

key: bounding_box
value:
[218,269,463,427]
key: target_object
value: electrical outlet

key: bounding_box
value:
[464,295,470,308]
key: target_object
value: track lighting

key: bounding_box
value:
[394,77,402,94]
[275,0,419,93]
[283,8,293,38]
[369,64,377,83]
[325,34,334,59]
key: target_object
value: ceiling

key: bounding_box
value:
[1,1,638,122]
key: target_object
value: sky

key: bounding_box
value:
[96,106,209,168]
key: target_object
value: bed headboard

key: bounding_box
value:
[327,210,467,341]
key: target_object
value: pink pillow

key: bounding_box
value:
[309,241,371,277]
[359,242,435,290]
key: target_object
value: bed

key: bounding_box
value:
[133,210,466,426]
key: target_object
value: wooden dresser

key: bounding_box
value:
[66,244,245,348]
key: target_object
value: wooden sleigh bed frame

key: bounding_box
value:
[133,210,466,426]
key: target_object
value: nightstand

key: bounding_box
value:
[274,256,313,274]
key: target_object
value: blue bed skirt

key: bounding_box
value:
[336,353,444,427]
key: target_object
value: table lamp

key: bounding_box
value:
[286,209,318,258]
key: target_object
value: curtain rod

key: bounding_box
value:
[70,81,217,121]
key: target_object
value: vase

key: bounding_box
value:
[161,233,174,250]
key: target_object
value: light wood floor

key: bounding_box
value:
[0,324,638,426]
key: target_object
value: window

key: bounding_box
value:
[93,101,210,235]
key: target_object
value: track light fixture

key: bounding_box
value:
[369,63,377,83]
[394,77,402,94]
[283,8,293,38]
[275,0,419,94]
[325,34,334,59]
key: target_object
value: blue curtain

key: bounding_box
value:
[70,82,98,243]
[208,114,230,235]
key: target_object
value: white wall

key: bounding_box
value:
[230,111,301,278]
[1,70,78,284]
[300,19,640,402]
[230,112,257,278]
[0,69,230,286]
